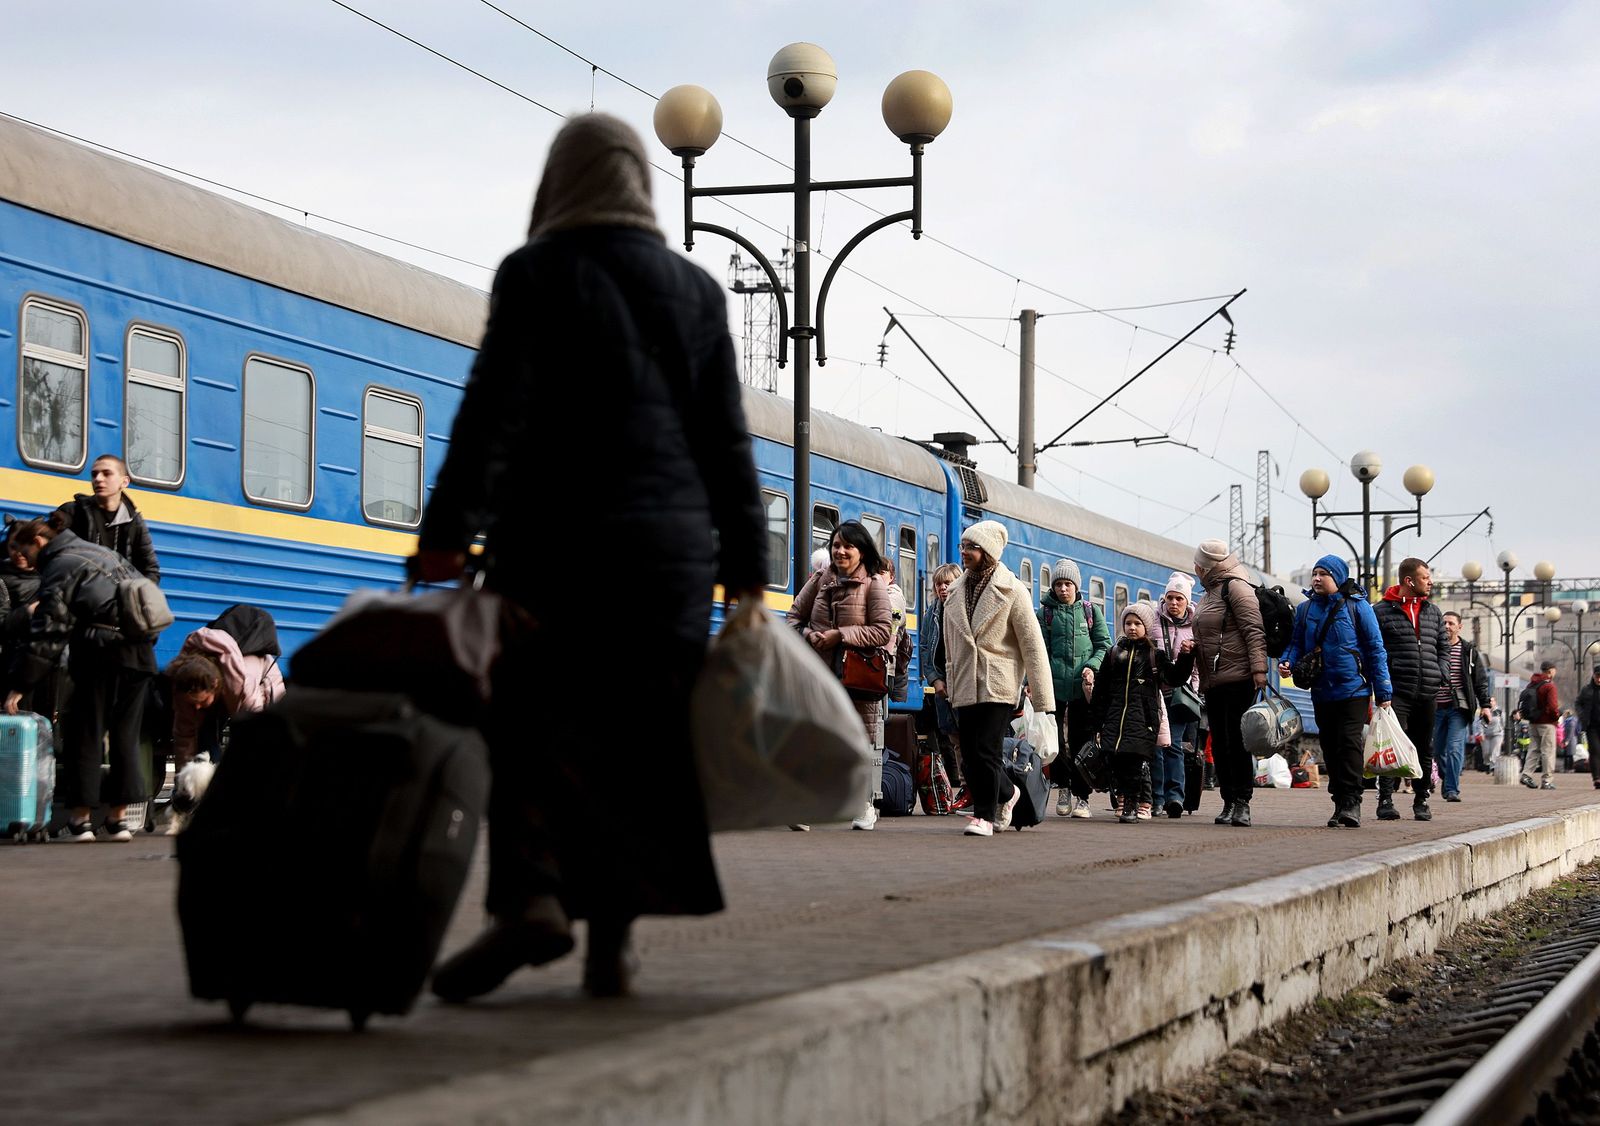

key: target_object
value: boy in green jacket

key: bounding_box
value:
[1038,560,1112,816]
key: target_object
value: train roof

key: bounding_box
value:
[0,116,487,347]
[741,389,948,491]
[979,471,1196,575]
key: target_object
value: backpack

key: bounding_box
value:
[1042,598,1095,635]
[1518,682,1540,721]
[1220,578,1295,658]
[116,574,173,640]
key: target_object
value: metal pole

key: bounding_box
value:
[1018,309,1036,488]
[1262,514,1271,574]
[1362,479,1374,596]
[1504,569,1514,719]
[791,117,812,591]
[1381,513,1393,590]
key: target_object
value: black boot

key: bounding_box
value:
[582,915,639,999]
[1413,797,1433,821]
[1231,800,1252,827]
[1376,794,1400,821]
[1214,799,1237,825]
[1327,802,1343,828]
[431,896,575,1002]
[1337,800,1361,828]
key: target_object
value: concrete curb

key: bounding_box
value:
[289,803,1600,1126]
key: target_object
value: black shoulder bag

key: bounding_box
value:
[1290,597,1349,688]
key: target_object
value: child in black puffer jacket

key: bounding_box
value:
[1092,601,1194,822]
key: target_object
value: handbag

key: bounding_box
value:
[1240,686,1304,757]
[1071,738,1113,794]
[1168,683,1204,725]
[838,646,889,700]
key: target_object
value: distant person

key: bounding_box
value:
[1277,556,1392,828]
[3,514,157,842]
[788,520,894,831]
[921,562,967,804]
[1037,558,1110,818]
[1481,705,1505,771]
[1372,558,1450,821]
[940,520,1055,837]
[1432,611,1492,802]
[55,453,159,582]
[1191,539,1267,827]
[1521,660,1561,789]
[1153,572,1200,819]
[413,113,768,1002]
[1562,709,1580,771]
[1577,666,1600,790]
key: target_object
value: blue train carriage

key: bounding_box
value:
[740,390,948,713]
[0,116,484,665]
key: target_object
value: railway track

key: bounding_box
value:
[1327,906,1600,1125]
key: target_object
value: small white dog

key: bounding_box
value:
[166,753,216,836]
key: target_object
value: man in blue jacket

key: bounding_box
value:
[1278,555,1393,827]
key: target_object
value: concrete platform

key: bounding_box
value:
[6,774,1597,1125]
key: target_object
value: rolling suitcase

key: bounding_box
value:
[0,713,53,842]
[1002,736,1050,829]
[177,688,489,1029]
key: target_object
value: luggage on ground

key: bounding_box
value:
[176,688,488,1029]
[1002,736,1050,829]
[914,744,953,814]
[1183,747,1204,812]
[875,754,915,816]
[0,713,53,841]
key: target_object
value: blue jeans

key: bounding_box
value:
[1151,720,1196,808]
[1433,707,1470,797]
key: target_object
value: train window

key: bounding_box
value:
[242,355,313,508]
[812,504,838,555]
[361,388,423,526]
[898,526,917,610]
[1041,564,1052,591]
[19,297,89,472]
[1114,583,1130,628]
[1137,588,1152,605]
[860,514,885,558]
[925,534,939,606]
[1019,559,1032,595]
[764,490,790,588]
[1089,578,1106,621]
[125,325,185,487]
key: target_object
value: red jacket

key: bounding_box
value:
[1530,671,1561,725]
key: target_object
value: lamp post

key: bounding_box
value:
[1462,555,1557,717]
[1299,453,1435,594]
[1543,601,1595,701]
[653,45,952,589]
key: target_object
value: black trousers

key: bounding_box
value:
[1315,696,1369,805]
[1379,695,1436,802]
[956,701,1016,822]
[58,652,150,809]
[1207,681,1258,804]
[1059,698,1097,800]
[1113,752,1152,806]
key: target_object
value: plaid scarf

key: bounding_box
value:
[963,562,997,621]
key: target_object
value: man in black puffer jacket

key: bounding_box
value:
[4,517,157,842]
[1372,557,1451,821]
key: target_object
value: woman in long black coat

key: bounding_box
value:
[413,113,768,1000]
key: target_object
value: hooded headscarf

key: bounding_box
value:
[527,113,663,241]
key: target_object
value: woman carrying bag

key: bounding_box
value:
[787,520,894,831]
[1277,555,1393,828]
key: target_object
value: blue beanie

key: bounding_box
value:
[1316,554,1350,588]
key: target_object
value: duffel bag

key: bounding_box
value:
[1240,687,1303,757]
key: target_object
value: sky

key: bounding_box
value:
[6,0,1597,582]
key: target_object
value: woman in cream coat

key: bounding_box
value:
[936,520,1056,837]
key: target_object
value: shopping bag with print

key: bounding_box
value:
[1363,705,1422,779]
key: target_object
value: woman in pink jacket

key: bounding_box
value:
[166,618,285,770]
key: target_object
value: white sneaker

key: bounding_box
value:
[1070,797,1092,819]
[851,802,879,831]
[788,824,811,832]
[995,787,1022,831]
[1055,791,1073,817]
[963,817,994,837]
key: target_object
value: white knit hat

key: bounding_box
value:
[1194,539,1230,570]
[1123,600,1159,638]
[1051,559,1082,588]
[1164,571,1193,599]
[960,520,1008,562]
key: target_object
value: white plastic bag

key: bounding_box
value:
[1363,705,1422,778]
[1028,707,1060,765]
[690,599,874,831]
[1254,752,1291,788]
